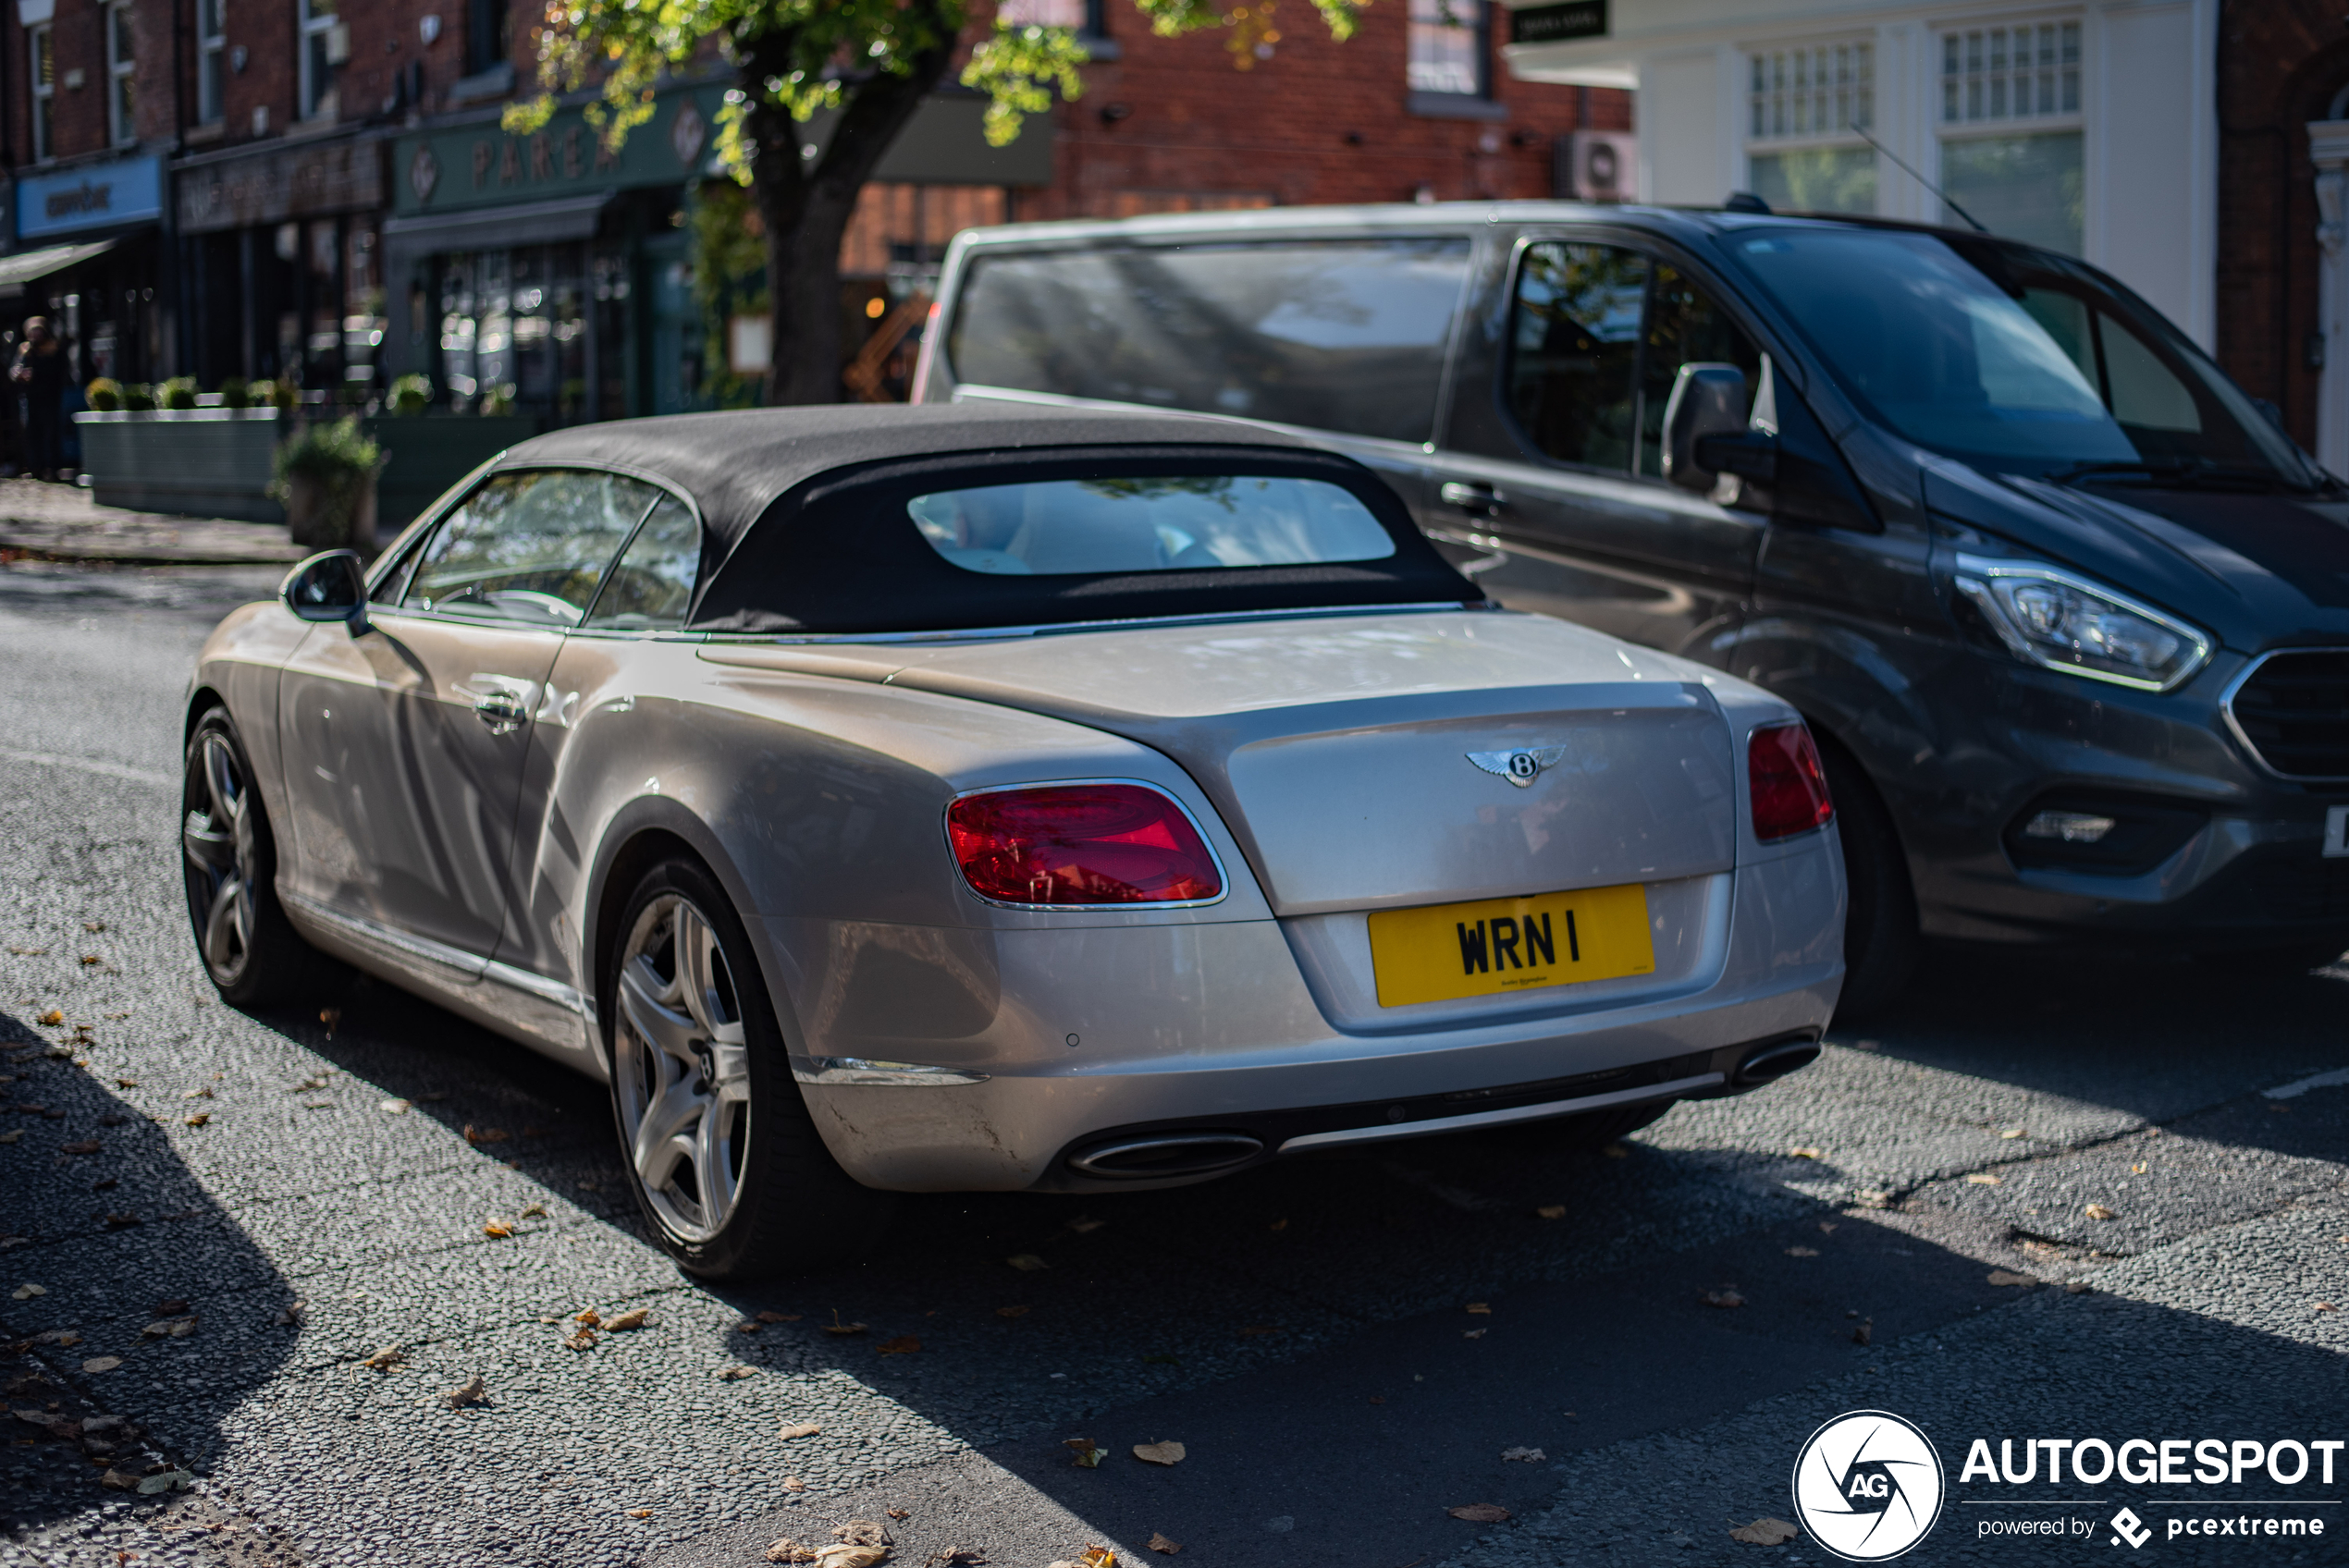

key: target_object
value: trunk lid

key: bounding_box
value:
[880,611,1739,915]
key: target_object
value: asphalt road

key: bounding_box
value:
[1,558,2343,1568]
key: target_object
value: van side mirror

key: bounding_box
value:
[281,550,370,632]
[1664,362,1778,493]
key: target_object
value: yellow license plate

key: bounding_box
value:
[1368,883,1654,1008]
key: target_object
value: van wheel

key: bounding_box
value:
[605,856,894,1280]
[1817,737,1919,1023]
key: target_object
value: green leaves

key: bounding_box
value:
[962,20,1092,148]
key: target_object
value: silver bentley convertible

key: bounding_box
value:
[183,405,1842,1278]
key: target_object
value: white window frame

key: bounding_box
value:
[197,0,226,126]
[1742,35,1876,212]
[28,22,52,162]
[1408,0,1491,101]
[105,0,135,146]
[298,0,337,122]
[1937,15,2084,141]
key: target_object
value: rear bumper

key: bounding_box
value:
[771,848,1842,1192]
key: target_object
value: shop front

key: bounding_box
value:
[11,153,167,386]
[173,134,390,397]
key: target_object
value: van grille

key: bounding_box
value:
[2226,651,2349,779]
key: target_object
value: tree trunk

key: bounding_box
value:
[742,25,955,406]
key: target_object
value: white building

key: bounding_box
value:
[1499,0,2217,349]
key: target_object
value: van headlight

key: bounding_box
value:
[1951,554,2212,692]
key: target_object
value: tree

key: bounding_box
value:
[510,1,1370,405]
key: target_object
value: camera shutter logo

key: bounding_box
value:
[1790,1410,1946,1561]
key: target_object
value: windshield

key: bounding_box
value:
[906,476,1395,576]
[1730,227,2317,485]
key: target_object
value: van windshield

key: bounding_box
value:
[1730,227,2318,487]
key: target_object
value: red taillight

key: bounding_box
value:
[1748,721,1835,841]
[946,784,1223,906]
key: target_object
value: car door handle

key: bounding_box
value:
[1440,481,1504,517]
[459,676,535,736]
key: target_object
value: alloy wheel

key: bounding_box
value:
[182,729,258,984]
[613,893,752,1243]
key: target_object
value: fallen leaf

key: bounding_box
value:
[378,1099,411,1115]
[606,1308,648,1331]
[273,1298,306,1326]
[100,1468,142,1490]
[1067,1217,1106,1234]
[463,1125,509,1145]
[877,1335,920,1355]
[925,1550,985,1567]
[1463,1329,1486,1340]
[1730,1518,1800,1546]
[1852,1319,1873,1346]
[834,1519,894,1549]
[81,1356,121,1373]
[2000,1128,2026,1139]
[36,1010,61,1026]
[10,1282,43,1300]
[1789,1145,1823,1159]
[1703,1290,1746,1308]
[562,1329,597,1353]
[719,1366,757,1380]
[2319,1302,2339,1314]
[1132,1440,1187,1466]
[483,1219,513,1239]
[1986,1269,2038,1288]
[183,1112,209,1128]
[181,1086,212,1100]
[1268,1218,1288,1231]
[114,1078,136,1089]
[756,1311,800,1324]
[780,1422,822,1439]
[1500,1446,1546,1463]
[1064,1438,1106,1468]
[1601,1144,1629,1158]
[1448,1503,1511,1523]
[767,1540,817,1564]
[32,1329,80,1346]
[781,1476,806,1493]
[1465,1302,1491,1315]
[625,1508,652,1519]
[361,1344,405,1370]
[83,921,104,933]
[80,955,102,967]
[1534,1205,1566,1219]
[2064,1281,2095,1295]
[2085,1203,2116,1220]
[0,1130,19,1144]
[1146,1533,1181,1555]
[444,1374,487,1409]
[736,1321,762,1334]
[1079,1550,1117,1568]
[1965,1173,2003,1186]
[1005,1254,1049,1272]
[995,1305,1030,1319]
[824,1312,868,1336]
[1856,1189,1894,1209]
[1785,1245,1820,1257]
[519,1203,547,1219]
[886,1509,910,1522]
[59,1139,98,1155]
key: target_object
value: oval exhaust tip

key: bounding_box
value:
[1736,1038,1822,1085]
[1068,1133,1264,1180]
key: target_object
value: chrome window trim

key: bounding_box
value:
[941,777,1234,913]
[1277,1071,1723,1153]
[2219,647,2349,783]
[697,601,1482,650]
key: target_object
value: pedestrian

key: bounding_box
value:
[11,315,68,481]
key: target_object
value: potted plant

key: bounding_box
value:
[361,375,536,533]
[85,378,122,411]
[158,377,199,410]
[387,374,431,416]
[121,383,156,412]
[218,377,251,410]
[271,417,384,557]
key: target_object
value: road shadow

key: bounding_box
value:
[0,1008,301,1536]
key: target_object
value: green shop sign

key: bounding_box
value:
[394,84,1051,218]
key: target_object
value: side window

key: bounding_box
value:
[1635,263,1765,479]
[1507,241,1647,470]
[404,470,659,626]
[2022,286,2204,435]
[584,496,700,630]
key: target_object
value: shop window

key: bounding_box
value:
[1745,40,1876,215]
[466,0,510,78]
[105,2,135,145]
[1937,20,2083,253]
[197,0,226,126]
[1408,0,1488,98]
[300,0,339,122]
[29,23,52,162]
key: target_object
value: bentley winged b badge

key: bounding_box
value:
[1467,746,1566,787]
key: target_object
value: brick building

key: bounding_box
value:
[0,0,1626,418]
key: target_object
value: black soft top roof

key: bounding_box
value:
[498,404,1477,635]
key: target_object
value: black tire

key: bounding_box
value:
[1816,736,1920,1023]
[180,707,344,1007]
[603,856,893,1280]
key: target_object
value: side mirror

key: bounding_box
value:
[1662,362,1754,493]
[281,550,369,632]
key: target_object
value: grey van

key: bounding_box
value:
[917,202,2349,1014]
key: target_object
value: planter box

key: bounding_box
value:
[72,408,285,523]
[363,415,542,533]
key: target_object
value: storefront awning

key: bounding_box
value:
[0,238,116,290]
[382,194,609,267]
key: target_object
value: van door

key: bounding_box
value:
[1424,235,1767,656]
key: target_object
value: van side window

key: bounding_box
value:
[1507,242,1647,470]
[947,239,1472,445]
[1636,264,1765,479]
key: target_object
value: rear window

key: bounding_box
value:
[906,476,1394,576]
[946,239,1472,445]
